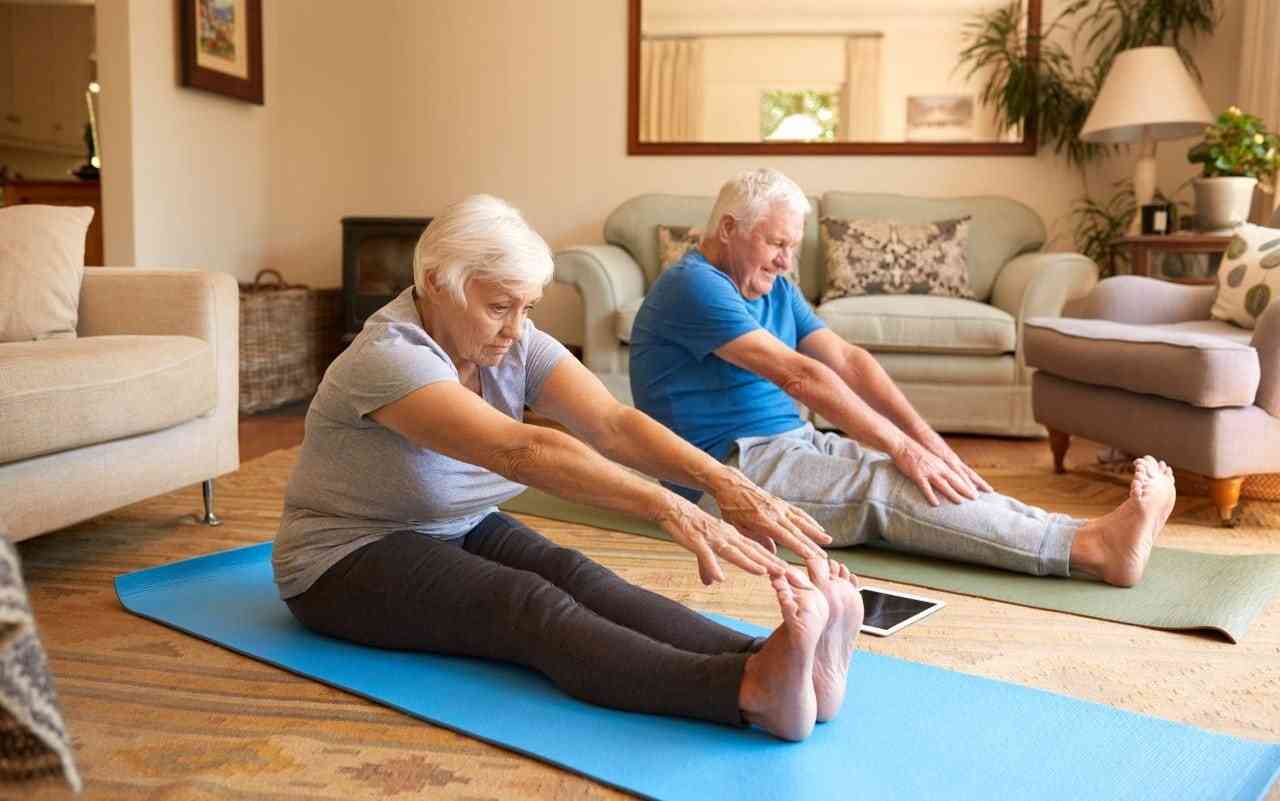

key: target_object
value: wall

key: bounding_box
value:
[95,0,1247,346]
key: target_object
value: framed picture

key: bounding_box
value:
[905,95,975,142]
[178,0,263,105]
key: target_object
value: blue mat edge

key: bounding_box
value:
[113,542,1280,800]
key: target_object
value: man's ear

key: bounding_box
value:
[716,213,737,242]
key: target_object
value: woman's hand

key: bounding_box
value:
[656,496,790,585]
[889,436,980,506]
[708,468,832,558]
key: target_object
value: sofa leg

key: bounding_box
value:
[1208,476,1245,526]
[201,479,223,527]
[1048,429,1070,474]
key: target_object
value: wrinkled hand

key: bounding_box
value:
[657,497,790,585]
[920,432,994,496]
[711,468,831,559]
[890,436,981,506]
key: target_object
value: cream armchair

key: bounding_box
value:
[0,268,240,541]
[553,192,1099,436]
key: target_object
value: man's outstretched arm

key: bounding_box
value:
[715,329,981,505]
[797,328,993,494]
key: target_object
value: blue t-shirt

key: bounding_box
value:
[629,250,826,497]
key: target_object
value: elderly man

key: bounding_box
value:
[630,168,1176,587]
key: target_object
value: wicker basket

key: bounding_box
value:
[239,270,340,414]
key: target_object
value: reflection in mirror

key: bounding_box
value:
[631,0,1040,155]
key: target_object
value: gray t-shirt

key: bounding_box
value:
[272,287,570,599]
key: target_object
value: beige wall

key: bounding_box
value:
[94,0,1246,346]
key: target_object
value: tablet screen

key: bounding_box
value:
[860,588,939,631]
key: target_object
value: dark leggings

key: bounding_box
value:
[285,512,762,726]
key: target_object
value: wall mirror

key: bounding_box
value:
[628,0,1041,156]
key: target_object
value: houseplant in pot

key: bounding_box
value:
[1187,106,1280,231]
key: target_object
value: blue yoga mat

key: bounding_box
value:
[116,544,1280,801]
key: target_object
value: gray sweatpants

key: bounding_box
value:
[699,424,1081,577]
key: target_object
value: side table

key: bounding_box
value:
[1111,234,1232,284]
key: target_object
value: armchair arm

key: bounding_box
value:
[1253,300,1280,417]
[78,267,239,474]
[1071,275,1216,325]
[553,245,646,373]
[991,252,1099,376]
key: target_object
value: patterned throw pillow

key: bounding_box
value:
[1211,223,1280,329]
[655,224,802,281]
[656,225,703,273]
[819,216,973,302]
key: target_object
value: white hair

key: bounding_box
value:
[412,194,553,305]
[706,168,810,236]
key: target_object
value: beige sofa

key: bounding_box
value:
[553,192,1099,436]
[0,268,240,542]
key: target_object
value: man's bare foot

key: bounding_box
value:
[739,568,828,741]
[809,558,863,722]
[1072,455,1176,587]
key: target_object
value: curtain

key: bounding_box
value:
[1239,0,1280,218]
[639,39,704,142]
[841,36,881,142]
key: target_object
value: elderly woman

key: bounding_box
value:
[272,195,863,741]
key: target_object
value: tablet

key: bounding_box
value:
[859,586,944,636]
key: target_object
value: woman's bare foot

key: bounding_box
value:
[739,568,828,741]
[1071,455,1176,587]
[810,558,863,722]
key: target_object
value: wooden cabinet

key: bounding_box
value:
[4,180,103,266]
[0,4,95,155]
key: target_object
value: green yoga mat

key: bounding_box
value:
[501,489,1280,644]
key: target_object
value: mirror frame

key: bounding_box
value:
[627,0,1040,156]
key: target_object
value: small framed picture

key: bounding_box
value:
[178,0,264,105]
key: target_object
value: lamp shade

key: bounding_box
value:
[1080,46,1212,143]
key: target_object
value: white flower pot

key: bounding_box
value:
[1193,176,1258,231]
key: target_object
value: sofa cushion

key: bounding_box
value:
[817,295,1017,355]
[819,216,973,301]
[1210,223,1280,329]
[0,335,217,465]
[819,193,1046,301]
[0,204,94,343]
[1024,317,1260,408]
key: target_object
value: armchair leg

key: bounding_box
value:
[200,479,223,527]
[1208,476,1245,526]
[1048,429,1070,474]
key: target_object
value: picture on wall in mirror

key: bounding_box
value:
[179,0,264,105]
[906,95,975,142]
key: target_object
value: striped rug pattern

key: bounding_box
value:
[15,446,1280,801]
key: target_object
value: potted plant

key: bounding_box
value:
[1187,106,1280,230]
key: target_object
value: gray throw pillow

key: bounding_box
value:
[820,216,973,302]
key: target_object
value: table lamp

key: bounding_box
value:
[1080,46,1213,234]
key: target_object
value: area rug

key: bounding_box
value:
[115,543,1280,801]
[0,536,80,792]
[501,488,1280,643]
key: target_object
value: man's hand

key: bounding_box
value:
[656,496,791,585]
[917,430,994,496]
[709,467,832,558]
[889,436,981,506]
